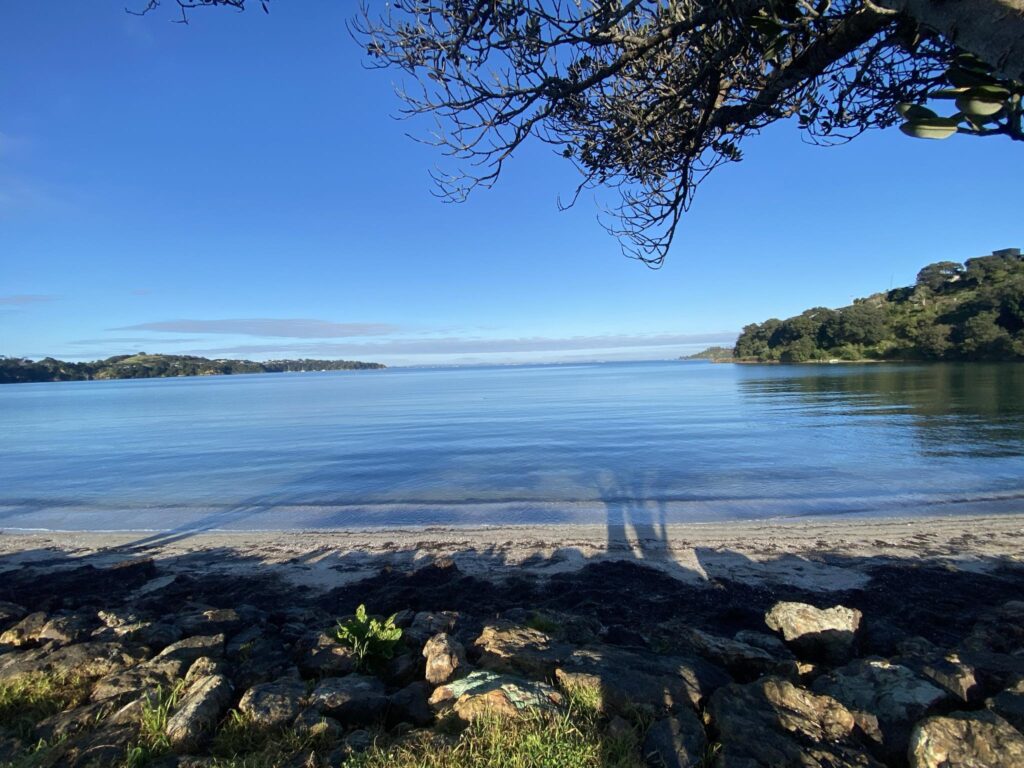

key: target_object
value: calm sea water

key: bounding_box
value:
[1,361,1022,532]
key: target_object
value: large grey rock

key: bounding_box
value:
[154,634,225,665]
[642,710,706,768]
[765,601,862,662]
[475,622,574,679]
[909,710,1024,768]
[812,658,949,759]
[554,644,729,717]
[310,675,388,725]
[37,613,95,646]
[293,707,343,740]
[429,669,562,723]
[178,608,243,637]
[915,655,981,704]
[0,612,48,647]
[296,631,356,677]
[708,676,883,767]
[987,678,1024,733]
[0,641,142,682]
[673,626,780,680]
[238,677,306,729]
[166,674,233,753]
[91,659,185,703]
[389,681,434,727]
[423,632,467,685]
[406,611,458,644]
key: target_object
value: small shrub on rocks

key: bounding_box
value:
[334,605,403,670]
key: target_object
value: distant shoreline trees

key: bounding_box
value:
[0,354,385,384]
[733,248,1024,362]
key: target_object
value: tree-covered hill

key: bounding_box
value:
[0,354,385,384]
[734,248,1024,362]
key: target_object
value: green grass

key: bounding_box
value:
[209,710,340,764]
[344,697,643,768]
[121,680,187,768]
[524,613,562,636]
[0,672,91,741]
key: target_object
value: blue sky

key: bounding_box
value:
[1,2,1021,366]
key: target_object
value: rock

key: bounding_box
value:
[154,634,225,665]
[917,655,981,704]
[310,675,388,725]
[37,612,95,646]
[136,622,183,649]
[987,678,1024,732]
[389,681,434,727]
[407,611,458,644]
[238,677,307,729]
[602,624,648,648]
[642,711,706,768]
[0,612,48,647]
[34,700,117,742]
[55,723,138,768]
[475,622,574,679]
[293,708,343,740]
[185,656,224,683]
[765,601,862,662]
[812,658,948,759]
[91,659,184,703]
[178,608,242,637]
[708,676,882,767]
[93,610,158,643]
[296,631,356,678]
[423,633,467,685]
[733,630,792,658]
[226,625,263,659]
[132,574,178,598]
[909,710,1024,768]
[166,674,233,753]
[673,627,780,680]
[429,669,563,723]
[383,652,422,686]
[344,729,373,753]
[500,608,602,645]
[0,600,27,631]
[0,641,143,682]
[555,645,730,717]
[234,638,295,689]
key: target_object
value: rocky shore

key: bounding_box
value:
[2,532,1024,767]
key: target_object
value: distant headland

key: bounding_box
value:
[0,353,385,384]
[688,248,1023,364]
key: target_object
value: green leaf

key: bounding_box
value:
[900,118,959,140]
[897,103,937,120]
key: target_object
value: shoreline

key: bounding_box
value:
[4,511,1023,593]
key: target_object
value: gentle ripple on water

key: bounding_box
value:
[0,361,1022,531]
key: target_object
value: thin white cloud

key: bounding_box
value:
[111,318,402,338]
[0,294,59,306]
[67,337,201,346]
[181,331,738,358]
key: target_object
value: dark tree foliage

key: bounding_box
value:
[916,260,965,291]
[734,248,1024,362]
[0,354,384,384]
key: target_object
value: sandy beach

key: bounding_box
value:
[4,512,1023,592]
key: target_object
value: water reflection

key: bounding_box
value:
[738,364,1024,457]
